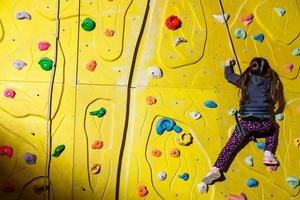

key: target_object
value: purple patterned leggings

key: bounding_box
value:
[214,118,278,172]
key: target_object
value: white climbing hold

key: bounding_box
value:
[292,48,300,56]
[15,11,32,20]
[244,155,253,167]
[228,108,237,116]
[12,60,27,70]
[274,8,286,16]
[147,66,163,79]
[286,176,300,188]
[189,111,201,120]
[174,37,187,47]
[157,171,167,181]
[197,182,208,193]
[213,13,229,24]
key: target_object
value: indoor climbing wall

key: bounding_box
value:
[0,0,299,200]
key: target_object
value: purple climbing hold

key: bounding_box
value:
[23,152,37,164]
[15,11,31,20]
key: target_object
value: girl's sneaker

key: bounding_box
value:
[262,151,278,165]
[202,167,221,184]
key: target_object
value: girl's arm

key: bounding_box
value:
[224,58,242,87]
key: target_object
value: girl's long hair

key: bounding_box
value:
[237,57,285,114]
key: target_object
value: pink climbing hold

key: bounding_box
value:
[2,180,14,192]
[4,89,16,98]
[240,13,254,26]
[285,64,293,72]
[297,106,300,114]
[227,193,247,200]
[0,145,13,157]
[38,41,51,51]
[266,165,278,172]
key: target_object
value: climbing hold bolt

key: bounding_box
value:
[89,107,106,118]
[285,64,293,72]
[228,108,237,116]
[252,33,264,43]
[38,41,50,51]
[0,145,13,157]
[240,13,254,26]
[213,13,229,24]
[246,178,258,187]
[176,132,193,146]
[174,37,187,46]
[151,148,162,157]
[104,29,115,37]
[275,113,284,121]
[286,176,300,188]
[292,48,300,56]
[146,96,157,105]
[23,152,37,164]
[234,28,247,39]
[178,173,189,181]
[256,142,265,151]
[203,100,217,108]
[294,137,300,147]
[86,60,97,71]
[92,140,104,149]
[147,66,163,79]
[165,15,182,30]
[12,60,27,70]
[52,145,65,157]
[2,180,14,192]
[169,148,180,158]
[227,193,247,200]
[157,171,167,181]
[81,18,96,31]
[244,155,253,167]
[15,11,31,20]
[90,164,101,174]
[4,89,16,98]
[38,57,53,71]
[189,111,201,120]
[274,8,286,16]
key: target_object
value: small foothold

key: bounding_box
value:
[38,41,51,51]
[151,148,162,157]
[52,145,65,157]
[38,57,53,71]
[34,185,48,194]
[234,28,247,39]
[4,89,16,98]
[285,64,293,72]
[274,8,286,16]
[86,60,97,71]
[175,37,187,46]
[169,148,180,158]
[148,66,163,79]
[292,48,300,56]
[137,185,148,197]
[246,178,258,187]
[204,100,217,108]
[104,29,115,37]
[15,11,31,20]
[256,142,265,151]
[244,155,253,167]
[90,164,101,174]
[23,152,37,164]
[252,33,264,43]
[146,96,157,105]
[197,182,208,193]
[287,176,300,188]
[156,117,175,135]
[157,171,167,181]
[173,125,182,133]
[90,107,106,118]
[13,60,27,70]
[2,180,14,192]
[189,111,201,120]
[294,137,300,147]
[165,15,182,30]
[229,108,237,116]
[213,13,229,24]
[81,18,96,31]
[240,13,254,26]
[0,145,13,157]
[178,173,189,181]
[266,165,278,172]
[227,193,247,200]
[92,140,103,149]
[176,132,193,146]
[275,113,284,121]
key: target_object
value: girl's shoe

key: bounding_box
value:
[202,167,221,184]
[262,152,278,165]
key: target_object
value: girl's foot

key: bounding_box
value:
[202,167,221,184]
[262,151,278,165]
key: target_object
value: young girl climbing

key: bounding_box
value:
[199,57,284,193]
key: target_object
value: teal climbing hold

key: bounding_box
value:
[252,33,264,43]
[90,107,106,118]
[81,18,96,31]
[203,100,217,108]
[256,142,265,151]
[247,178,258,187]
[156,117,182,135]
[275,113,284,121]
[274,8,286,16]
[292,48,300,56]
[178,173,189,181]
[287,176,300,188]
[244,155,253,167]
[173,125,182,133]
[38,57,53,71]
[52,145,65,157]
[234,28,247,39]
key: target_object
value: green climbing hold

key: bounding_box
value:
[38,57,53,71]
[90,107,106,118]
[52,145,65,157]
[81,18,96,31]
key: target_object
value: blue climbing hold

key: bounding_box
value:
[256,142,265,151]
[178,173,189,181]
[173,125,182,133]
[247,178,258,187]
[275,113,284,121]
[203,100,217,108]
[274,8,286,16]
[292,48,300,56]
[252,33,264,43]
[234,28,247,39]
[156,118,175,135]
[287,176,300,188]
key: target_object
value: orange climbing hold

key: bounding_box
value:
[105,29,115,37]
[294,137,300,147]
[86,60,97,71]
[137,185,148,197]
[169,148,180,158]
[92,140,104,149]
[151,148,162,157]
[146,96,157,105]
[240,13,254,26]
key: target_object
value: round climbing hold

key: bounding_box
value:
[81,18,96,31]
[86,60,97,71]
[244,155,253,167]
[137,185,148,197]
[252,33,264,43]
[285,64,293,72]
[228,108,237,116]
[240,13,254,26]
[52,145,65,157]
[246,178,258,187]
[38,41,51,51]
[4,89,16,98]
[275,113,284,121]
[165,15,182,30]
[169,148,180,158]
[292,48,300,56]
[294,137,300,147]
[0,145,13,157]
[151,148,162,157]
[38,57,53,71]
[234,28,247,39]
[256,142,265,151]
[156,117,175,135]
[2,180,14,192]
[90,164,101,174]
[203,100,217,108]
[189,111,201,120]
[12,60,27,70]
[286,176,300,188]
[147,66,163,79]
[15,11,31,20]
[23,152,37,164]
[178,173,189,181]
[92,140,104,149]
[104,29,115,37]
[157,171,167,181]
[176,132,193,146]
[146,96,157,105]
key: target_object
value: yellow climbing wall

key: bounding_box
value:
[0,0,299,200]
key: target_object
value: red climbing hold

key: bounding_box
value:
[165,15,182,30]
[2,180,14,192]
[4,89,16,98]
[0,145,13,157]
[38,41,51,51]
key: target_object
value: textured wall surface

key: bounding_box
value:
[0,0,299,200]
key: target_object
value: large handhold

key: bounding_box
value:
[156,117,182,135]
